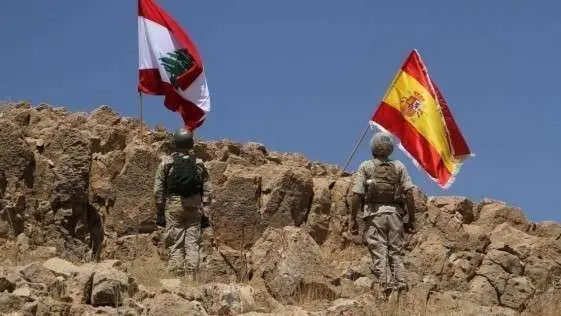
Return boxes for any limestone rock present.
[305,178,333,245]
[476,199,529,230]
[212,173,264,250]
[147,293,208,316]
[501,276,535,311]
[260,167,314,228]
[430,196,475,224]
[91,263,137,307]
[248,227,339,304]
[467,276,499,306]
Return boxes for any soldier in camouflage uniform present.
[349,131,417,292]
[153,128,212,277]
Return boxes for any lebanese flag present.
[138,0,210,131]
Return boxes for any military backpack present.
[365,160,401,205]
[166,154,203,198]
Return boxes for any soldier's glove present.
[156,205,166,228]
[404,222,416,234]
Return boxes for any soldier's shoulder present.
[159,154,174,165]
[390,159,408,171]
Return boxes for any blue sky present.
[1,1,560,222]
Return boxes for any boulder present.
[441,251,484,291]
[476,257,511,295]
[20,262,57,285]
[430,196,474,224]
[108,145,160,235]
[46,127,91,212]
[0,119,35,184]
[0,293,32,314]
[147,293,208,316]
[248,227,340,304]
[476,199,529,230]
[212,173,264,250]
[489,223,539,260]
[201,283,258,315]
[501,276,535,311]
[91,263,137,307]
[529,221,561,239]
[305,178,333,245]
[260,167,314,228]
[467,276,499,306]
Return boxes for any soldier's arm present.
[349,163,367,230]
[153,156,172,213]
[397,162,417,228]
[197,159,212,206]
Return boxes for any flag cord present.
[340,124,370,175]
[138,91,144,142]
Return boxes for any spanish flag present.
[371,50,472,188]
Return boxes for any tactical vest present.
[166,154,203,198]
[364,160,401,204]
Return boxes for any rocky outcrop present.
[1,102,561,315]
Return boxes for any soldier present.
[349,131,417,292]
[153,128,212,278]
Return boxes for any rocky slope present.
[1,102,561,315]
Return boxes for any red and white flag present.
[138,0,210,131]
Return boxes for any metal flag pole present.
[138,91,144,142]
[340,124,371,175]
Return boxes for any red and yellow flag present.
[371,50,472,188]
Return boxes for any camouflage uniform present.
[153,152,212,276]
[352,158,415,290]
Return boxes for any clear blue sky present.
[1,1,560,222]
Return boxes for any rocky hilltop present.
[1,102,561,316]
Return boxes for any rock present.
[354,277,374,290]
[260,167,314,228]
[486,249,523,275]
[441,251,484,291]
[91,263,137,307]
[430,196,474,224]
[43,257,79,277]
[159,279,182,292]
[20,262,57,285]
[476,199,529,230]
[0,119,35,184]
[0,293,31,314]
[108,145,160,235]
[305,178,333,245]
[524,256,561,291]
[0,171,5,197]
[326,298,373,316]
[147,293,208,316]
[16,233,30,251]
[201,283,258,315]
[13,286,32,297]
[0,274,16,293]
[248,227,339,305]
[87,105,122,126]
[406,231,449,276]
[489,223,539,259]
[529,221,561,239]
[47,127,92,212]
[501,276,535,311]
[467,276,499,306]
[338,255,372,281]
[476,257,510,295]
[212,173,264,250]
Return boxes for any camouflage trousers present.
[163,194,202,277]
[364,212,407,290]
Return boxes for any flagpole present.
[340,124,371,175]
[138,91,144,141]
